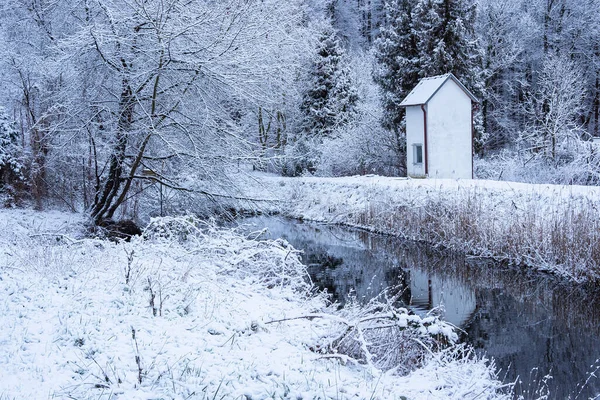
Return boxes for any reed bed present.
[284,178,600,283]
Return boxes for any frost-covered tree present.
[412,0,481,81]
[288,25,359,176]
[300,26,359,138]
[476,0,532,149]
[0,0,309,221]
[413,0,485,150]
[373,0,419,169]
[0,0,70,209]
[523,53,585,162]
[0,107,26,203]
[533,0,600,138]
[475,0,600,153]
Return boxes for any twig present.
[131,326,143,384]
[318,354,360,366]
[28,233,81,244]
[265,313,349,325]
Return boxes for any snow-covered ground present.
[237,174,600,282]
[0,209,508,399]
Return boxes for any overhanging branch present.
[131,175,280,203]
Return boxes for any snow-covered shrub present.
[145,215,312,294]
[316,295,458,374]
[476,140,600,186]
[209,230,311,294]
[474,150,525,181]
[317,120,401,176]
[143,214,205,242]
[280,137,320,176]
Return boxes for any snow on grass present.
[0,209,508,399]
[243,175,600,283]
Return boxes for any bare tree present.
[523,53,586,162]
[0,0,308,221]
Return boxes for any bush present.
[476,141,600,186]
[315,295,458,374]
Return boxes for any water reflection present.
[237,216,600,399]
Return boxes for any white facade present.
[400,74,477,179]
[408,268,476,327]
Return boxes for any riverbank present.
[245,175,600,283]
[0,209,508,399]
[237,215,600,399]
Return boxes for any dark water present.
[236,216,600,400]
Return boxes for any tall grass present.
[288,181,600,283]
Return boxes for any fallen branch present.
[265,297,458,374]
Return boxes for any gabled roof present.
[399,73,479,107]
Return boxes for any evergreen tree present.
[374,0,484,156]
[300,26,358,138]
[373,0,419,135]
[414,0,485,152]
[0,107,26,202]
[412,0,482,89]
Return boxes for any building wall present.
[405,105,426,178]
[426,80,473,179]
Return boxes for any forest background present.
[1,0,599,223]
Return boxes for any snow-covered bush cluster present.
[315,119,401,177]
[313,296,458,375]
[144,214,207,242]
[476,142,600,186]
[0,210,510,399]
[146,215,313,294]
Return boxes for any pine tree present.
[300,26,358,138]
[374,0,484,150]
[412,0,482,87]
[412,0,485,151]
[373,0,420,135]
[0,107,26,201]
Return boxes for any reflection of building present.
[407,268,476,327]
[240,216,477,325]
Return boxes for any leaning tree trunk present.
[90,79,134,225]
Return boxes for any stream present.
[236,216,600,399]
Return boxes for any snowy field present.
[0,209,508,399]
[242,174,600,283]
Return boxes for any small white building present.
[400,73,478,179]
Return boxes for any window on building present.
[413,144,423,165]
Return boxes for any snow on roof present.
[399,73,479,107]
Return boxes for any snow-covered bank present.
[0,209,508,399]
[243,175,600,283]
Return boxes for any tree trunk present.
[593,72,600,137]
[90,78,134,224]
[30,125,48,211]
